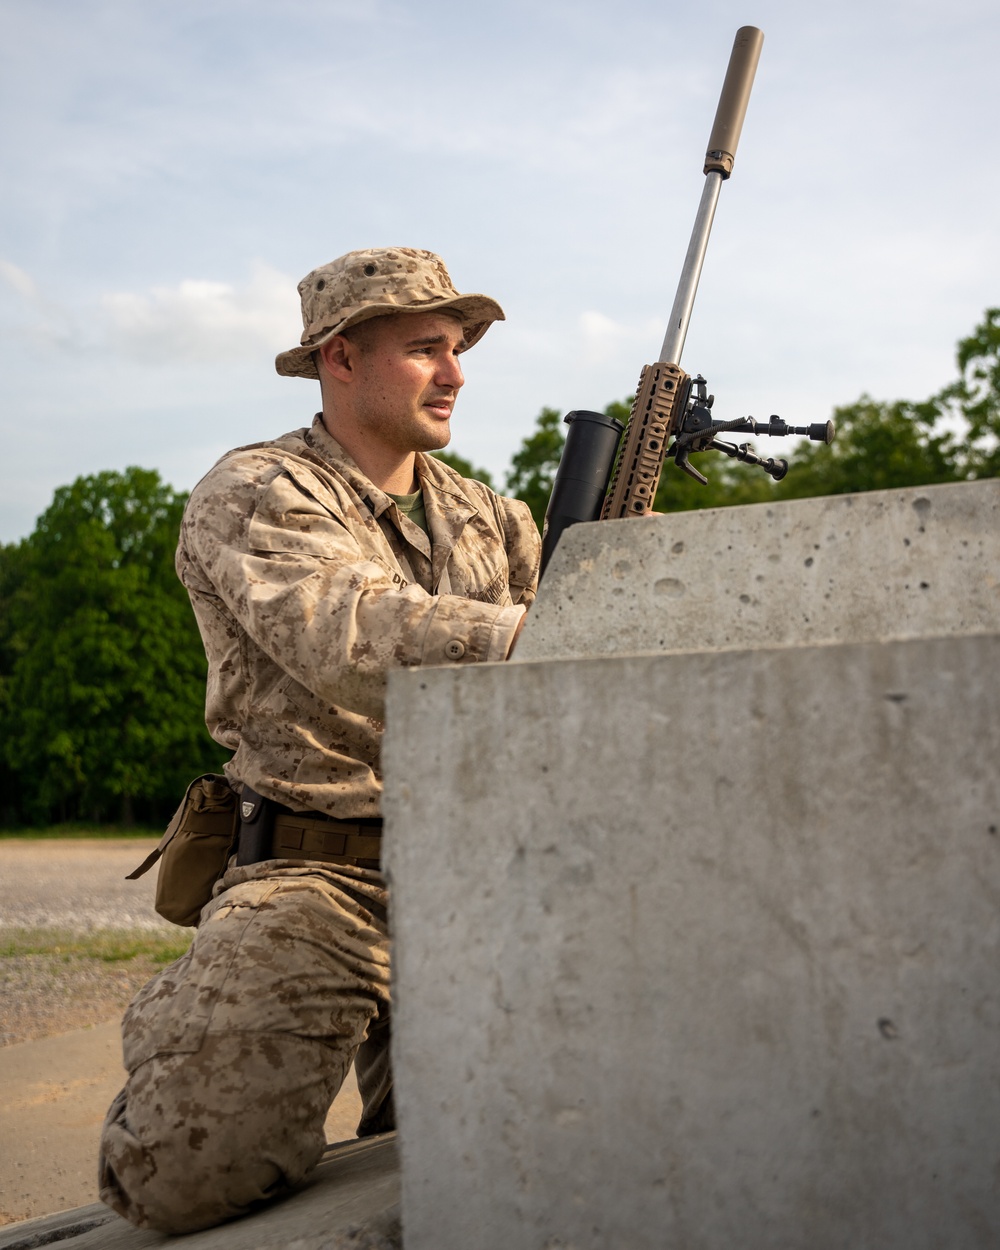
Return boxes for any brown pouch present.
[126,774,238,927]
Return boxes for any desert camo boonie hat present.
[275,247,505,380]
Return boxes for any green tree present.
[0,540,28,823]
[774,396,961,500]
[430,449,494,489]
[936,306,1000,479]
[505,407,566,529]
[1,469,225,826]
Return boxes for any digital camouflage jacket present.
[177,416,540,817]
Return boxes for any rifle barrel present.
[659,172,723,366]
[658,26,763,368]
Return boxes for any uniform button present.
[444,639,466,659]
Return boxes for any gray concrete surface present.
[384,634,1000,1249]
[0,839,170,932]
[517,479,1000,661]
[0,1135,399,1249]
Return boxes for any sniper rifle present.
[540,26,835,576]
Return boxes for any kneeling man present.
[99,247,540,1233]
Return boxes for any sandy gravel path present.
[0,1020,362,1227]
[0,838,169,933]
[0,839,363,1227]
[1,838,177,1046]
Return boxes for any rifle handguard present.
[602,363,690,520]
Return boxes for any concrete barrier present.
[384,481,1000,1249]
[516,479,1000,661]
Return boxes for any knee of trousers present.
[98,1033,342,1234]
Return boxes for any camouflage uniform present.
[99,414,540,1233]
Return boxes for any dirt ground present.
[0,837,169,933]
[0,837,172,1047]
[0,839,363,1227]
[0,949,177,1048]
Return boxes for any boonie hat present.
[275,247,505,379]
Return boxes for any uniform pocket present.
[121,880,281,1071]
[154,776,238,926]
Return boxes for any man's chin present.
[416,424,451,453]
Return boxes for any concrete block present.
[517,479,1000,661]
[384,635,1000,1249]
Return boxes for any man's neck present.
[321,413,419,494]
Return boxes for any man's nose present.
[436,354,464,390]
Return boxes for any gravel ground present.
[0,950,179,1047]
[0,839,170,932]
[0,839,368,1232]
[0,839,178,1046]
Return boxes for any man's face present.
[349,311,467,456]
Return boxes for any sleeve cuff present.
[485,605,526,663]
[418,599,527,667]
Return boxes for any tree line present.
[1,310,997,827]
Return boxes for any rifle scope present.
[540,410,624,576]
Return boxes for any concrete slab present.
[0,1135,400,1249]
[384,633,1000,1249]
[517,479,1000,661]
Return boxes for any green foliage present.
[0,468,226,826]
[0,541,27,822]
[771,309,999,499]
[0,927,192,964]
[506,308,999,524]
[505,407,566,529]
[430,449,495,490]
[937,306,1000,479]
[774,396,961,500]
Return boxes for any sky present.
[1,0,998,542]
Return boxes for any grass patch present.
[0,823,160,840]
[0,928,192,964]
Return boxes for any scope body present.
[540,410,624,576]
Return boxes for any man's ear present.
[317,334,357,383]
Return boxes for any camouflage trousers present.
[98,860,392,1234]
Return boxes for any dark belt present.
[236,786,382,870]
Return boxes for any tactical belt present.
[237,786,382,870]
[272,812,382,869]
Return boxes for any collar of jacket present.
[303,414,481,590]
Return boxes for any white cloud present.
[0,256,77,346]
[102,262,300,364]
[0,257,39,301]
[579,310,662,364]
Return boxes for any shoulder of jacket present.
[188,429,349,509]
